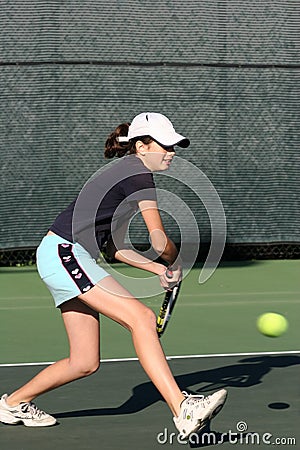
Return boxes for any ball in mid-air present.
[256,313,288,337]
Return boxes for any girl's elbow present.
[150,230,168,256]
[152,244,166,256]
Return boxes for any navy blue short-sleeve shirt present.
[50,155,156,257]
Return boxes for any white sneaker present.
[173,389,227,439]
[0,394,57,427]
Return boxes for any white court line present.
[187,291,300,297]
[1,350,299,368]
[171,299,300,307]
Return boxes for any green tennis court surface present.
[0,355,299,449]
[0,260,299,448]
[1,260,299,362]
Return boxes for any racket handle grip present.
[166,267,173,279]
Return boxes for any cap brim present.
[176,137,190,148]
[154,132,190,148]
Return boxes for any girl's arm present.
[106,216,166,276]
[106,200,182,287]
[138,199,182,287]
[138,199,179,266]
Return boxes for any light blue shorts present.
[36,234,109,307]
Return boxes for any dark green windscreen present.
[0,1,299,249]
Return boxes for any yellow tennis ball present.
[256,313,288,337]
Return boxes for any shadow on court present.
[0,354,299,450]
[54,355,300,418]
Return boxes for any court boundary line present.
[1,350,299,368]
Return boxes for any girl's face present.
[136,140,175,172]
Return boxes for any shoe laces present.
[182,391,211,407]
[20,401,47,419]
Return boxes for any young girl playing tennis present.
[0,112,227,439]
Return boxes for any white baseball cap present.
[119,112,190,148]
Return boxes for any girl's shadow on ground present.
[55,355,300,419]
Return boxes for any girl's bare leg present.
[7,276,184,416]
[6,300,100,406]
[78,276,185,416]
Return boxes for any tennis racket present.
[156,269,182,337]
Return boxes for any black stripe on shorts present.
[58,243,94,294]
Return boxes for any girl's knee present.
[70,359,100,377]
[144,307,157,326]
[130,305,157,332]
[86,360,101,376]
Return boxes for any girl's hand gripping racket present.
[156,268,182,337]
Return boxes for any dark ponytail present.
[104,123,153,159]
[104,123,133,159]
